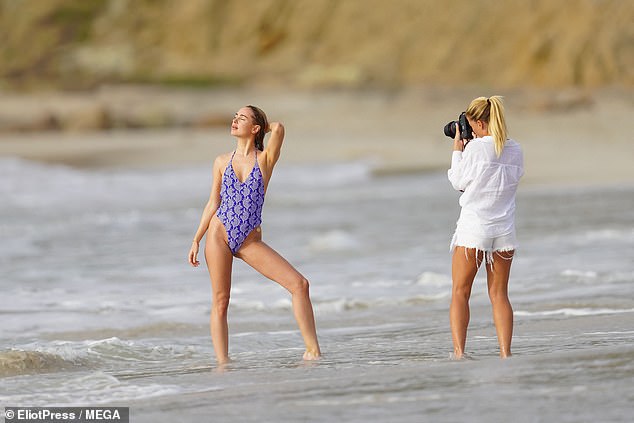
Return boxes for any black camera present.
[443,112,473,141]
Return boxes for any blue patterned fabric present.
[216,151,265,254]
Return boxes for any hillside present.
[0,0,632,90]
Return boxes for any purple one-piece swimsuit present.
[216,151,265,254]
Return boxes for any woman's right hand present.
[453,123,465,151]
[188,241,200,267]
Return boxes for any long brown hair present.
[247,105,268,151]
[466,96,507,157]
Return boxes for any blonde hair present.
[466,96,507,157]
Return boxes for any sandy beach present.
[1,85,632,187]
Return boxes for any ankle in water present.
[303,349,321,360]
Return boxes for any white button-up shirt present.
[448,136,524,237]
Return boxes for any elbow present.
[205,200,218,214]
[447,169,467,191]
[448,176,464,191]
[447,172,458,190]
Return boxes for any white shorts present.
[450,231,518,264]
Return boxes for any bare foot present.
[303,349,321,360]
[449,352,463,360]
[216,356,232,366]
[214,363,229,373]
[450,348,464,360]
[449,351,473,360]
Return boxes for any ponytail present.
[487,96,507,157]
[247,105,268,151]
[466,95,508,157]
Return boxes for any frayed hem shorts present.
[450,231,517,265]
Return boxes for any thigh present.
[236,239,304,291]
[205,217,233,295]
[452,246,483,290]
[486,250,514,290]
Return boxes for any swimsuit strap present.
[228,149,259,173]
[230,150,258,162]
[225,150,236,170]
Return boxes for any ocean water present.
[1,156,633,422]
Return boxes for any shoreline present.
[1,86,633,187]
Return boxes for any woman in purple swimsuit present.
[188,106,321,364]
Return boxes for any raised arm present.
[263,121,285,170]
[447,123,475,191]
[188,156,224,266]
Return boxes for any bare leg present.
[486,250,514,358]
[204,217,234,364]
[450,247,482,359]
[237,235,321,360]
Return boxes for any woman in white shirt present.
[447,96,524,359]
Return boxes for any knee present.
[488,287,508,304]
[289,276,310,296]
[212,293,230,316]
[452,283,472,301]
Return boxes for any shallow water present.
[1,157,633,422]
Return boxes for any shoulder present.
[464,137,490,157]
[503,139,523,158]
[503,139,524,165]
[216,151,233,163]
[213,152,233,170]
[476,135,495,146]
[505,138,522,149]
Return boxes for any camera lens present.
[444,121,457,139]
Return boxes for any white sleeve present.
[447,150,474,191]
